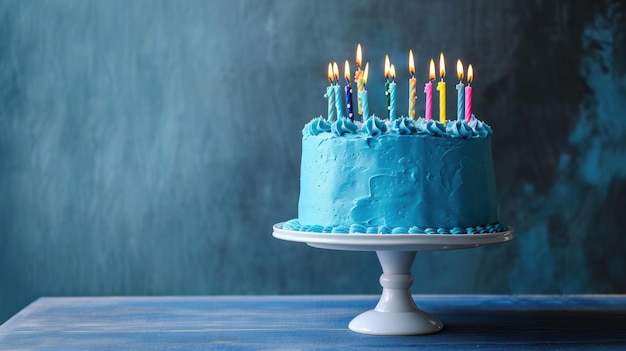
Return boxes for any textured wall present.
[1,0,625,323]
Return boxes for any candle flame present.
[456,59,464,81]
[363,62,369,85]
[356,44,362,69]
[429,59,435,81]
[467,64,474,84]
[439,52,445,79]
[344,60,350,82]
[390,64,396,81]
[327,63,333,83]
[332,62,339,83]
[409,49,415,76]
[384,55,390,79]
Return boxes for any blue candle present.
[325,63,336,121]
[332,62,344,120]
[456,59,465,120]
[384,55,391,116]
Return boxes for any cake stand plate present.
[272,223,514,336]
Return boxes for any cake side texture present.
[289,116,505,234]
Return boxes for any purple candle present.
[344,60,354,121]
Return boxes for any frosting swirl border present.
[282,219,508,235]
[303,116,493,138]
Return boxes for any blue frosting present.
[298,114,500,234]
[331,225,350,234]
[302,116,331,136]
[390,117,418,135]
[362,115,388,136]
[468,117,493,138]
[281,220,509,234]
[414,118,446,136]
[331,117,358,136]
[304,115,493,138]
[304,116,493,138]
[391,226,408,234]
[349,224,367,233]
[446,120,474,138]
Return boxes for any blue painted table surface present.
[1,295,626,350]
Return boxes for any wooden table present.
[1,295,626,349]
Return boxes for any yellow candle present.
[436,52,446,124]
[408,49,416,119]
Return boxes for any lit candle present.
[424,59,435,121]
[344,60,354,121]
[355,44,364,116]
[384,55,391,116]
[436,52,446,124]
[408,49,417,119]
[360,62,370,119]
[332,62,344,120]
[324,63,336,121]
[389,64,397,121]
[465,64,473,122]
[456,59,465,121]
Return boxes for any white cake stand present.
[273,222,514,336]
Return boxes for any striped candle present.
[389,64,397,121]
[408,49,416,119]
[465,64,474,122]
[325,63,336,121]
[424,58,435,121]
[332,62,344,120]
[436,53,446,124]
[456,59,465,121]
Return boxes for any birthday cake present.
[283,116,506,234]
[283,48,506,234]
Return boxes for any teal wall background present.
[1,0,626,323]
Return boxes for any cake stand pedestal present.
[272,223,514,336]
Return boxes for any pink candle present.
[465,64,474,122]
[424,58,436,121]
[408,49,416,119]
[424,82,433,121]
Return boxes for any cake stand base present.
[349,251,442,335]
[272,223,513,336]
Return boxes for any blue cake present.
[284,116,506,234]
